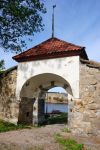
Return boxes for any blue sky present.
[0,0,100,69]
[48,87,67,93]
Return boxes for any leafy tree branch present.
[0,0,46,53]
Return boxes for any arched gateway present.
[0,37,100,135]
[13,37,88,125]
[19,73,73,124]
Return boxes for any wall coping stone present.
[80,59,100,70]
[0,66,17,77]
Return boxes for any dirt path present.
[0,124,65,150]
[0,124,100,150]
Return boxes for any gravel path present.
[0,124,100,150]
[0,124,65,150]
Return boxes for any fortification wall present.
[0,67,18,124]
[45,92,68,103]
[71,60,100,135]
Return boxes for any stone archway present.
[0,37,99,135]
[18,73,74,125]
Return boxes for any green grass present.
[0,120,32,133]
[62,127,71,133]
[45,112,67,125]
[55,133,84,150]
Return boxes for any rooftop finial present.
[52,5,56,38]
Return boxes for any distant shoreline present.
[45,102,68,105]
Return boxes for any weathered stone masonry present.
[0,67,18,124]
[71,59,100,135]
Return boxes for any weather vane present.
[52,5,56,38]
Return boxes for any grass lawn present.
[54,133,91,150]
[0,120,31,133]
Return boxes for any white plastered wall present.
[16,56,80,99]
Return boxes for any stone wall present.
[0,67,18,124]
[71,59,100,136]
[45,92,68,103]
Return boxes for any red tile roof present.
[13,37,88,62]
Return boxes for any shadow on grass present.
[44,112,68,125]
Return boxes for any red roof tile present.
[13,37,88,62]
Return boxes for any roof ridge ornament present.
[52,5,56,38]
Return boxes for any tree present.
[0,60,5,71]
[0,0,46,53]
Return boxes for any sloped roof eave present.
[13,37,88,62]
[13,49,88,62]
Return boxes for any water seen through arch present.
[45,103,68,113]
[45,87,68,114]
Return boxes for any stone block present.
[88,104,100,110]
[91,120,100,130]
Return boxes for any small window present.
[70,109,72,112]
[26,112,30,117]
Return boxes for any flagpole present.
[52,5,56,38]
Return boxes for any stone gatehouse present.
[0,37,100,136]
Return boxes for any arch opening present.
[18,73,74,125]
[44,86,68,125]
